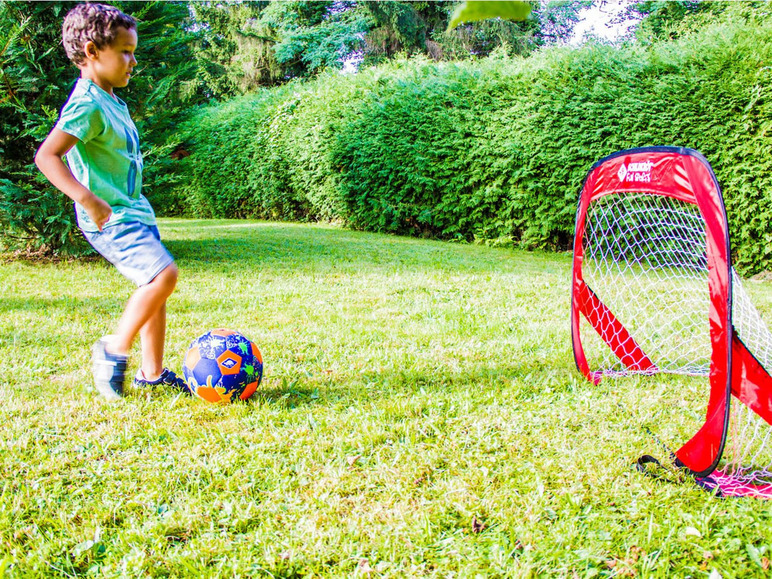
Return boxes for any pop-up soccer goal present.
[571,146,772,498]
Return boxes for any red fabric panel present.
[571,165,597,383]
[732,336,772,425]
[586,151,698,205]
[677,332,772,477]
[576,282,657,376]
[674,382,729,475]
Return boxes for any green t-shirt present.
[56,78,156,233]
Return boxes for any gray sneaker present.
[91,337,128,401]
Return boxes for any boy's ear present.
[83,40,99,61]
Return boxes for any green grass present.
[2,219,772,577]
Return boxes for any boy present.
[35,3,187,400]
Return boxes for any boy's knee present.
[153,262,178,293]
[165,262,179,282]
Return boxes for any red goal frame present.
[571,146,772,479]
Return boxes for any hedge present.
[172,8,772,275]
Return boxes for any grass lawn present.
[2,218,772,577]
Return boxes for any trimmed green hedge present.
[174,9,772,274]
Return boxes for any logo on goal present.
[617,160,654,183]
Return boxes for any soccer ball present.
[183,329,263,404]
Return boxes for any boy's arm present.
[34,128,112,231]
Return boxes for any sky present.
[570,1,639,45]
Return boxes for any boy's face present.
[82,26,138,94]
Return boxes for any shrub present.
[0,178,89,255]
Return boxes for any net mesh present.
[718,272,772,489]
[579,191,772,493]
[580,193,711,378]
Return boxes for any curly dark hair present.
[62,3,136,65]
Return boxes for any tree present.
[359,1,588,63]
[261,1,369,78]
[190,0,589,92]
[190,1,369,93]
[428,1,588,60]
[0,2,84,254]
[189,2,268,97]
[608,0,734,43]
[534,0,592,45]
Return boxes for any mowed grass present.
[2,219,772,577]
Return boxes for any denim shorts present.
[82,221,175,287]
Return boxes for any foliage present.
[260,1,368,77]
[190,1,354,95]
[447,1,533,30]
[0,177,83,255]
[191,1,371,93]
[0,1,203,254]
[432,1,588,60]
[176,85,308,219]
[179,4,772,274]
[535,0,592,45]
[114,1,210,215]
[624,0,732,42]
[361,1,436,60]
[0,2,85,254]
[189,1,585,92]
[187,2,265,99]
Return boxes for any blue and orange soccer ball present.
[183,329,263,404]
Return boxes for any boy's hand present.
[82,195,113,231]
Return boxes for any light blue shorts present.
[83,221,175,287]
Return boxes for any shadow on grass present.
[162,220,566,276]
[0,295,125,314]
[2,220,576,409]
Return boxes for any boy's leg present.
[132,301,188,392]
[108,262,178,357]
[83,222,178,398]
[139,303,166,381]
